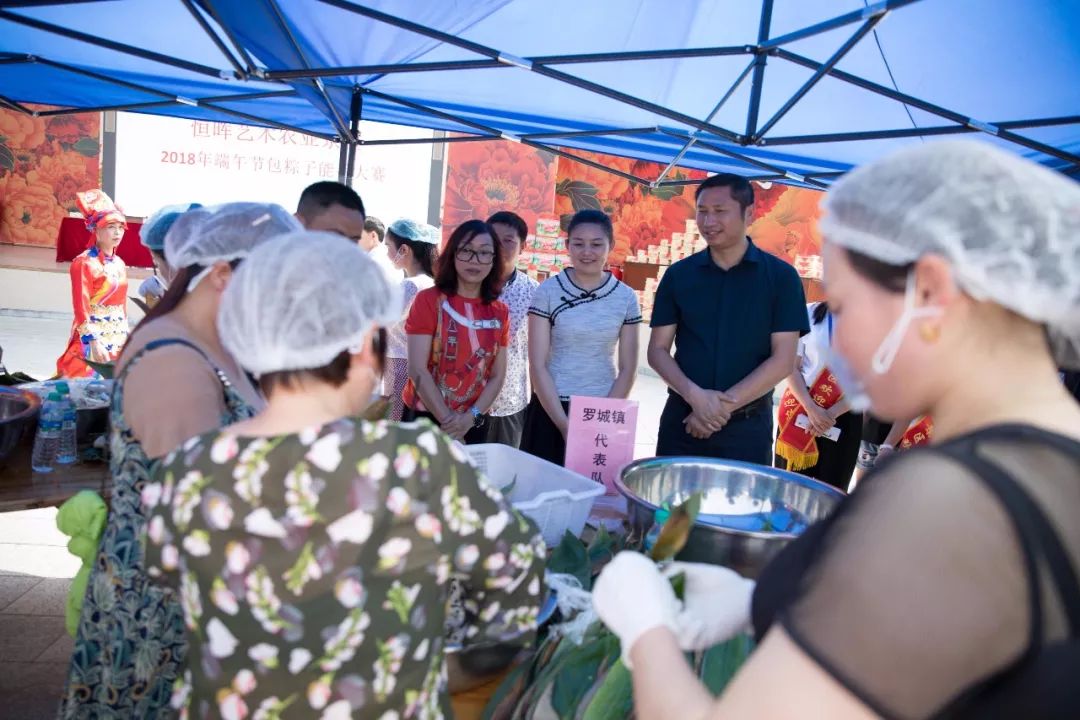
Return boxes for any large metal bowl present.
[616,457,845,578]
[0,387,41,464]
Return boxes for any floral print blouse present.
[142,418,546,720]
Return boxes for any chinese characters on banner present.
[112,112,432,222]
[564,396,639,495]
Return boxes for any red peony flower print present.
[443,139,556,240]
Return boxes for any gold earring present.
[919,323,941,343]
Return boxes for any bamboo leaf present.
[579,658,633,720]
[699,634,754,696]
[547,531,590,589]
[550,634,618,719]
[482,655,534,720]
[80,358,115,379]
[648,492,702,562]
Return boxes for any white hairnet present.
[164,202,301,269]
[821,140,1080,369]
[219,231,403,375]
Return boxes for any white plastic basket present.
[466,443,604,546]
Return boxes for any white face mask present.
[830,269,943,412]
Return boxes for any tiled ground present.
[0,508,77,720]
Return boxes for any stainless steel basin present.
[0,387,41,463]
[616,457,845,578]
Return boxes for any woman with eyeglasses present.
[403,219,509,443]
[521,209,641,465]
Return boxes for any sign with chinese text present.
[113,113,433,222]
[565,396,639,495]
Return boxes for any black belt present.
[729,394,772,420]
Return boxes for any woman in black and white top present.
[521,209,641,465]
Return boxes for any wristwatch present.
[469,406,485,428]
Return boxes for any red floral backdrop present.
[0,106,102,247]
[443,138,825,274]
[442,139,556,243]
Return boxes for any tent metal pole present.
[655,58,756,186]
[358,87,502,140]
[537,46,750,65]
[753,16,884,142]
[775,49,1080,166]
[337,141,349,185]
[314,0,742,144]
[263,0,354,142]
[263,47,752,81]
[33,57,336,142]
[361,135,492,147]
[0,8,233,78]
[0,54,33,65]
[344,88,362,185]
[354,127,662,146]
[528,65,743,143]
[0,94,32,114]
[200,89,300,103]
[35,57,178,99]
[660,128,830,189]
[179,0,248,79]
[200,0,260,74]
[520,140,653,186]
[356,86,656,187]
[36,100,178,116]
[745,0,774,139]
[266,59,499,81]
[761,0,922,50]
[762,115,1080,145]
[523,126,660,140]
[656,173,792,187]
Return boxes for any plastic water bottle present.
[54,381,78,465]
[31,392,64,474]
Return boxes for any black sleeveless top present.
[751,424,1080,719]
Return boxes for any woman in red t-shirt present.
[403,219,510,442]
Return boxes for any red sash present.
[775,368,843,471]
[899,416,934,449]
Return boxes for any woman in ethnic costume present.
[56,190,129,378]
[58,203,300,718]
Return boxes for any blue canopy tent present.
[1,0,1078,189]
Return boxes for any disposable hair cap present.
[139,203,202,255]
[388,218,433,243]
[219,231,403,375]
[164,202,301,269]
[821,140,1080,369]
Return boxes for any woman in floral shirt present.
[142,232,545,719]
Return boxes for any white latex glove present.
[663,561,756,651]
[592,551,680,667]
